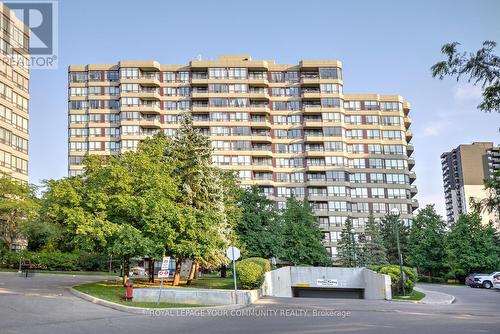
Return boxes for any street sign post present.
[157,256,170,305]
[226,246,240,304]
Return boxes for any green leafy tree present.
[362,214,388,266]
[236,186,283,259]
[279,197,330,266]
[407,205,447,277]
[162,116,239,284]
[445,214,500,280]
[336,217,362,267]
[431,40,500,113]
[0,175,39,249]
[380,213,410,265]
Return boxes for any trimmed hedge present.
[236,257,271,290]
[0,250,111,271]
[374,265,418,295]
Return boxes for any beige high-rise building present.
[441,142,499,228]
[68,55,417,258]
[0,3,30,182]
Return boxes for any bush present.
[0,250,110,271]
[236,257,271,290]
[246,257,271,272]
[375,265,418,295]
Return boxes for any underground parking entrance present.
[292,287,364,299]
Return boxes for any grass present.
[0,268,114,276]
[393,290,426,301]
[73,281,210,308]
[131,274,240,290]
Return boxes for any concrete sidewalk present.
[415,285,455,304]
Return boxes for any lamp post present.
[350,228,356,267]
[390,207,405,296]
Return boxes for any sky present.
[24,0,500,217]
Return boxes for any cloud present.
[421,119,452,137]
[454,83,482,101]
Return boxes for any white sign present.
[161,256,170,270]
[226,246,241,261]
[158,270,169,278]
[316,279,338,287]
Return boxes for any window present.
[69,71,87,83]
[350,158,366,168]
[383,130,403,140]
[364,101,379,110]
[69,87,87,96]
[120,68,139,79]
[371,188,385,198]
[328,201,349,212]
[319,67,341,79]
[381,116,401,125]
[368,144,382,154]
[324,141,344,152]
[321,98,341,108]
[323,127,342,137]
[346,129,363,139]
[370,173,384,183]
[367,129,380,139]
[352,187,368,198]
[345,115,362,125]
[320,83,342,94]
[322,112,341,123]
[344,101,361,110]
[209,68,227,79]
[228,68,247,79]
[285,71,299,82]
[380,101,402,111]
[385,159,407,170]
[325,156,346,166]
[350,173,367,183]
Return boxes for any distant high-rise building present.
[0,3,30,182]
[441,142,499,228]
[68,55,418,258]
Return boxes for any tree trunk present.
[194,262,200,279]
[122,257,130,285]
[148,258,155,283]
[220,264,227,278]
[186,261,197,285]
[172,257,182,286]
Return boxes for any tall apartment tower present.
[0,3,30,182]
[441,142,499,228]
[68,55,417,258]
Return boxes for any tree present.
[0,176,39,249]
[279,197,331,266]
[380,213,410,265]
[236,186,283,259]
[336,217,362,267]
[431,40,500,113]
[162,115,239,284]
[445,214,500,280]
[407,205,447,278]
[362,214,388,266]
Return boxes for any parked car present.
[471,272,500,289]
[465,273,483,287]
[493,273,500,290]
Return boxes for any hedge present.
[0,250,111,271]
[236,257,271,290]
[374,265,418,295]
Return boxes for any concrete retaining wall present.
[133,288,260,306]
[262,266,391,300]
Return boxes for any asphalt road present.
[0,272,498,334]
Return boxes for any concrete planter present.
[133,287,261,306]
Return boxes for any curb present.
[414,287,455,305]
[69,287,247,314]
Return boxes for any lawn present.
[73,281,210,308]
[393,290,426,301]
[131,274,239,290]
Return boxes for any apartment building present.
[0,3,30,182]
[441,142,499,228]
[68,55,417,258]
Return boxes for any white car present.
[472,272,500,289]
[493,273,500,290]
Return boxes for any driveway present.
[0,273,498,334]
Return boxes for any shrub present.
[246,257,271,272]
[236,257,270,289]
[375,265,418,295]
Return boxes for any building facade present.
[68,55,417,258]
[441,142,499,228]
[0,3,30,182]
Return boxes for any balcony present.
[404,116,412,128]
[407,144,414,155]
[406,130,413,141]
[137,73,161,86]
[140,87,161,100]
[300,73,320,84]
[301,89,321,99]
[302,104,322,113]
[408,158,416,170]
[412,199,419,210]
[409,171,416,183]
[410,185,418,195]
[139,116,162,128]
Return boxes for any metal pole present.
[395,218,405,296]
[232,248,238,304]
[157,277,163,305]
[109,255,112,273]
[351,232,356,267]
